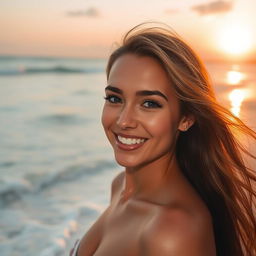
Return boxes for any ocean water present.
[0,56,255,256]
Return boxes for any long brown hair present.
[106,23,256,255]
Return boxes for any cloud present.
[191,0,233,15]
[66,7,100,17]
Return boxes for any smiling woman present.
[70,23,256,256]
[102,54,187,169]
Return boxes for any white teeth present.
[117,135,145,145]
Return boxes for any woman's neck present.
[120,153,183,203]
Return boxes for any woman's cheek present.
[147,112,176,135]
[101,106,117,129]
[102,105,110,124]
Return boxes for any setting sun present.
[218,24,252,55]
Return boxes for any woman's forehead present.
[108,54,176,97]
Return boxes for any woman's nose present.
[116,105,138,129]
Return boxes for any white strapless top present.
[70,239,80,256]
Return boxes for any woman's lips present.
[114,133,147,151]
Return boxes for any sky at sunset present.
[0,0,256,60]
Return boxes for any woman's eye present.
[104,95,122,104]
[143,100,162,108]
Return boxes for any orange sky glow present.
[0,0,256,60]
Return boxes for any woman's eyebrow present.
[136,90,168,102]
[105,85,168,102]
[105,85,122,94]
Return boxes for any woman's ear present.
[178,115,195,132]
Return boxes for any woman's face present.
[102,54,186,168]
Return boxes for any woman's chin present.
[114,156,141,169]
[116,159,137,168]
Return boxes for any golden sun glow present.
[218,24,252,55]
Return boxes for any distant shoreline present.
[0,54,256,64]
[0,55,107,61]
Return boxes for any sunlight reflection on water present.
[226,70,245,85]
[228,89,247,117]
[226,67,247,117]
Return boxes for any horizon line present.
[0,54,256,64]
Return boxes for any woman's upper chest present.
[92,198,157,256]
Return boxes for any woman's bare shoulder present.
[76,172,124,255]
[140,205,216,256]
